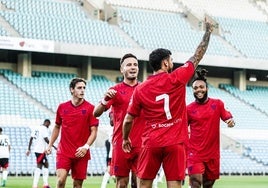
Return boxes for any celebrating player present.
[186,69,235,188]
[122,18,214,188]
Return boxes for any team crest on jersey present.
[191,110,197,114]
[82,109,86,114]
[211,104,216,110]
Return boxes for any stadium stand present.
[0,0,131,47]
[214,17,268,59]
[105,0,183,12]
[220,84,268,115]
[117,7,237,57]
[178,0,267,21]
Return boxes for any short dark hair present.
[120,53,137,65]
[192,69,208,86]
[69,77,86,89]
[44,119,51,124]
[0,127,2,133]
[149,48,172,71]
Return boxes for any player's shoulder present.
[40,125,47,131]
[209,97,224,103]
[81,100,95,110]
[110,82,123,89]
[83,99,93,105]
[187,101,196,109]
[58,100,71,108]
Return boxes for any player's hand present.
[26,150,30,156]
[101,89,117,106]
[122,139,132,153]
[225,118,235,128]
[45,146,52,155]
[204,17,214,33]
[105,89,117,100]
[75,146,88,158]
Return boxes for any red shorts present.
[35,152,47,165]
[187,158,220,180]
[110,145,140,177]
[56,154,89,180]
[137,143,186,181]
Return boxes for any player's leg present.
[0,158,9,187]
[101,159,111,188]
[116,176,129,188]
[130,171,137,188]
[137,147,162,188]
[130,147,141,188]
[202,177,215,188]
[110,146,130,188]
[33,153,44,188]
[42,155,50,188]
[72,156,89,188]
[56,154,71,188]
[1,168,7,187]
[189,174,202,188]
[187,155,205,188]
[202,159,219,188]
[139,179,154,188]
[163,144,185,188]
[101,170,111,188]
[56,169,69,188]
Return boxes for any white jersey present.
[0,134,10,158]
[31,125,49,153]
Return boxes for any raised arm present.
[189,18,214,68]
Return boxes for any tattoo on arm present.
[190,30,212,68]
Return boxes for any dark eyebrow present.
[77,86,86,89]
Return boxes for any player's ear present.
[162,59,168,68]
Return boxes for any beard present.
[194,91,208,103]
[167,65,173,73]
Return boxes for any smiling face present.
[120,57,139,81]
[192,80,208,103]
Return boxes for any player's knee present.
[57,176,67,187]
[190,177,201,188]
[57,179,66,187]
[203,180,215,188]
[116,177,129,188]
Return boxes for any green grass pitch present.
[2,175,268,188]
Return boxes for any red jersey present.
[127,61,194,147]
[107,82,144,148]
[55,100,99,158]
[187,98,233,160]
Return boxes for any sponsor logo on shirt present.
[150,119,182,129]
